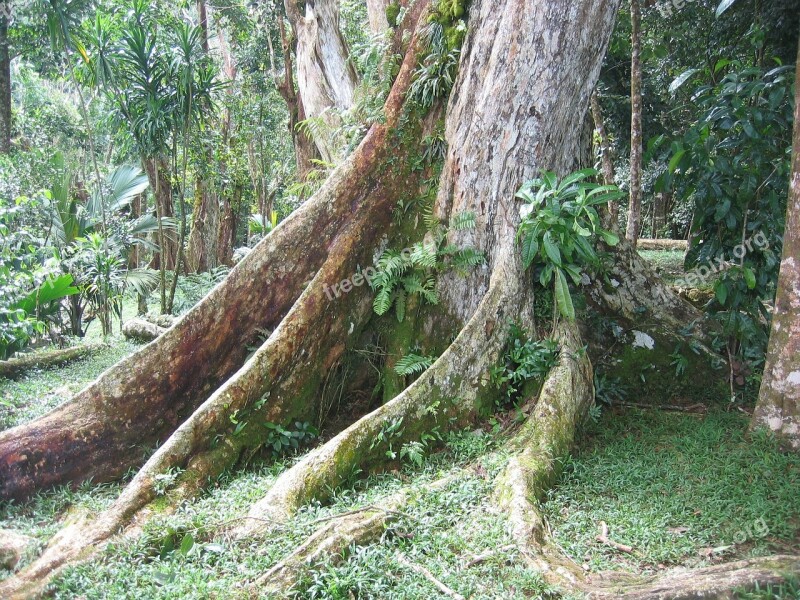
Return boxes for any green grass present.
[638,249,687,285]
[42,429,558,599]
[543,408,800,574]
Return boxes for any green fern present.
[394,353,435,376]
[450,211,477,230]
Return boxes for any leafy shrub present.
[516,169,622,321]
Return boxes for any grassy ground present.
[2,399,798,598]
[2,259,798,598]
[638,249,687,286]
[543,408,800,574]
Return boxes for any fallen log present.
[0,345,105,380]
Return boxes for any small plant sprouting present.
[264,421,319,457]
[370,212,484,322]
[491,323,560,406]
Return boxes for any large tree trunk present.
[285,0,359,163]
[626,0,643,245]
[270,15,320,181]
[3,1,788,598]
[750,47,800,451]
[0,3,11,154]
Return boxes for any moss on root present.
[585,316,728,406]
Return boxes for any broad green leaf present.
[743,267,756,289]
[521,235,539,269]
[599,230,620,246]
[669,149,687,173]
[554,268,575,321]
[543,232,562,266]
[715,281,728,305]
[669,69,700,94]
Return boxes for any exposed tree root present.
[236,246,524,536]
[121,318,166,342]
[493,322,800,600]
[0,344,105,380]
[252,474,459,595]
[254,491,408,595]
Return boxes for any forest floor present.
[1,252,799,599]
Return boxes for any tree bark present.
[590,89,619,222]
[285,0,359,163]
[751,47,800,451]
[274,15,320,180]
[0,2,11,154]
[626,0,643,246]
[143,157,177,271]
[186,178,219,272]
[367,0,390,34]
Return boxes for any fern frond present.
[410,242,437,269]
[394,353,435,376]
[394,288,407,322]
[373,287,393,316]
[450,211,477,231]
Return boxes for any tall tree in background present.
[284,0,358,163]
[751,41,800,451]
[186,0,221,273]
[366,0,390,34]
[0,0,10,153]
[626,0,643,245]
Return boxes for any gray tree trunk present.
[0,3,11,154]
[751,47,800,451]
[626,0,643,245]
[285,0,359,163]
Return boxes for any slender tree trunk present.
[275,15,320,180]
[750,47,800,451]
[143,157,177,271]
[284,0,359,163]
[186,179,219,272]
[590,89,618,221]
[626,0,643,246]
[0,3,12,154]
[186,3,221,273]
[196,0,209,53]
[217,185,238,266]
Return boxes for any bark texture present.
[366,0,390,34]
[626,0,643,246]
[285,0,359,163]
[751,49,800,450]
[0,529,33,571]
[143,157,178,271]
[274,15,320,180]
